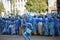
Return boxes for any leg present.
[23,32,27,40]
[27,33,31,40]
[28,36,30,40]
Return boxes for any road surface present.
[0,35,60,40]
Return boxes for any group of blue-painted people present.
[0,13,60,40]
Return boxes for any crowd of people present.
[0,13,60,37]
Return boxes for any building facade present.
[0,0,27,15]
[48,0,57,13]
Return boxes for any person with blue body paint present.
[54,16,58,35]
[9,16,21,35]
[49,16,55,36]
[59,16,60,36]
[57,16,60,36]
[0,20,4,34]
[0,18,11,34]
[0,17,3,34]
[13,19,20,35]
[23,23,32,40]
[54,16,60,36]
[43,15,49,35]
[32,15,38,35]
[21,16,32,40]
[38,16,43,35]
[0,23,1,33]
[42,15,45,35]
[20,16,27,34]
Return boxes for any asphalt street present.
[0,35,60,40]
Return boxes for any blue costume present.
[37,17,43,35]
[43,16,49,35]
[54,17,58,35]
[0,17,3,34]
[21,15,33,40]
[31,17,38,33]
[57,17,60,35]
[0,21,4,34]
[12,19,20,35]
[0,18,11,34]
[23,23,32,40]
[49,17,55,36]
[54,17,60,35]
